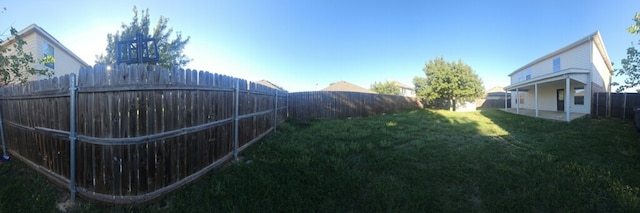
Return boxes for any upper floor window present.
[518,73,523,82]
[552,57,560,72]
[43,42,54,69]
[525,69,531,80]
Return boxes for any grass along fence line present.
[3,108,640,211]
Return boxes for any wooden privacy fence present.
[288,91,423,119]
[592,92,640,120]
[0,64,288,204]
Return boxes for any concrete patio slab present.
[501,108,588,122]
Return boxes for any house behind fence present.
[476,86,511,109]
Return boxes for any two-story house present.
[504,31,613,122]
[391,81,416,97]
[0,24,89,83]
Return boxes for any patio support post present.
[535,84,539,117]
[516,88,520,114]
[565,77,570,122]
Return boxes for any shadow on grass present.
[15,109,640,212]
[479,109,640,211]
[120,109,494,212]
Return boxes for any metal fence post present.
[69,73,78,201]
[0,104,7,159]
[624,93,627,120]
[233,79,239,160]
[274,90,278,133]
[596,93,599,117]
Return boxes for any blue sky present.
[0,0,638,92]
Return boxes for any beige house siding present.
[591,42,611,90]
[1,24,88,83]
[510,42,591,84]
[512,81,589,114]
[33,34,87,80]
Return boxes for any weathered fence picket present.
[288,91,423,119]
[592,92,640,120]
[0,64,288,204]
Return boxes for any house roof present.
[256,80,286,91]
[508,31,613,77]
[485,86,505,93]
[391,81,414,90]
[1,24,89,67]
[321,81,376,94]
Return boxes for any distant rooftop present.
[391,81,414,89]
[321,81,376,94]
[256,80,286,91]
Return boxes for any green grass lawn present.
[4,109,640,212]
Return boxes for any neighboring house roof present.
[484,86,509,98]
[256,80,286,91]
[507,31,613,77]
[1,24,89,67]
[391,81,414,90]
[485,86,504,93]
[321,81,376,94]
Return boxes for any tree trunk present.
[449,97,454,111]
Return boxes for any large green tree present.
[414,57,484,111]
[615,13,640,92]
[370,81,400,95]
[95,6,191,68]
[0,27,54,86]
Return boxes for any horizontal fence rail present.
[0,64,288,204]
[288,91,423,119]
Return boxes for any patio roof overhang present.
[504,69,590,91]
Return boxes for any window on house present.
[43,42,54,69]
[519,93,524,104]
[518,73,523,82]
[553,57,560,72]
[574,87,584,105]
[525,69,531,80]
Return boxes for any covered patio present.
[501,108,588,122]
[504,69,591,122]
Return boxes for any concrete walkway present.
[501,108,588,122]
